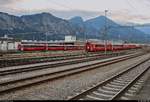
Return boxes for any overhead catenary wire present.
[49,0,75,11]
[126,0,138,11]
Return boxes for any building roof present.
[0,37,20,42]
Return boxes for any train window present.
[48,45,64,47]
[23,45,45,47]
[95,45,105,47]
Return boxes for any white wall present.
[0,41,20,51]
[1,41,7,51]
[65,36,76,42]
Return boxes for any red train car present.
[47,45,65,51]
[86,42,114,52]
[18,44,46,51]
[47,45,84,51]
[18,41,141,52]
[123,44,141,50]
[112,45,124,51]
[85,42,141,52]
[18,43,85,51]
[64,45,84,51]
[86,42,104,52]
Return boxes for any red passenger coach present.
[113,45,124,51]
[64,45,84,51]
[18,41,141,52]
[47,45,65,51]
[18,42,85,51]
[85,42,112,52]
[47,45,84,51]
[123,44,141,50]
[18,44,46,51]
[85,41,141,52]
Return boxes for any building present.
[65,35,76,42]
[0,35,21,52]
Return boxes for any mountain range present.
[135,24,150,35]
[118,22,150,35]
[0,12,149,43]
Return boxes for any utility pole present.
[82,28,86,42]
[104,10,108,54]
[45,32,48,51]
[46,32,48,43]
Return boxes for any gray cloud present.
[0,0,22,14]
[49,10,102,20]
[0,0,150,23]
[1,8,150,24]
[0,0,16,5]
[7,9,102,20]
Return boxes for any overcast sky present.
[0,0,150,24]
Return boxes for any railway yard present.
[0,48,150,100]
[2,0,150,100]
[1,0,150,100]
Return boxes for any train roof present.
[20,43,84,46]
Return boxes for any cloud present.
[1,7,150,24]
[0,8,101,20]
[49,10,101,20]
[109,9,150,23]
[0,0,16,6]
[0,0,150,23]
[0,0,25,15]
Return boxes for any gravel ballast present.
[0,53,150,100]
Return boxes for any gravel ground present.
[132,69,150,100]
[0,53,149,100]
[1,50,85,58]
[0,53,137,83]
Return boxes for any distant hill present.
[0,12,34,33]
[69,16,86,39]
[69,16,84,26]
[70,16,150,43]
[135,24,150,35]
[118,22,150,35]
[0,12,74,40]
[0,12,150,43]
[84,16,119,39]
[21,13,73,34]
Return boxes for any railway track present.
[0,52,145,95]
[0,50,140,68]
[0,52,87,67]
[0,52,114,68]
[68,55,150,100]
[0,51,137,75]
[0,52,128,76]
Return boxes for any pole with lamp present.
[104,10,108,54]
[45,32,48,51]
